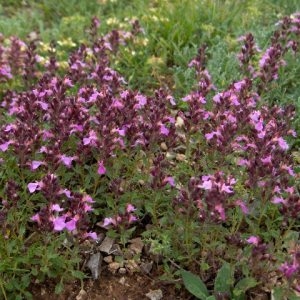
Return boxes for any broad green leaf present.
[214,262,232,294]
[206,296,216,300]
[181,269,209,300]
[233,277,258,297]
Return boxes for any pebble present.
[176,153,186,161]
[110,243,123,256]
[119,277,126,285]
[76,289,88,300]
[160,142,168,151]
[108,262,120,273]
[119,267,127,274]
[129,237,144,255]
[140,261,153,274]
[126,259,140,273]
[103,255,113,263]
[99,236,114,254]
[86,252,102,280]
[145,289,163,300]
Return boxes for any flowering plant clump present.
[0,13,300,298]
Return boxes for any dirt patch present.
[30,268,191,300]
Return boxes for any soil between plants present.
[30,268,191,300]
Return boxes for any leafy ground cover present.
[0,1,300,299]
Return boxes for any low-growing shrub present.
[0,13,299,299]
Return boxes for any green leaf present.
[233,277,257,297]
[180,269,209,300]
[214,262,232,294]
[71,270,85,280]
[206,296,216,300]
[55,281,64,294]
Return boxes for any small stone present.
[146,289,163,300]
[109,243,123,256]
[129,237,144,255]
[119,267,127,274]
[126,259,140,273]
[108,262,120,273]
[87,252,102,280]
[160,142,168,151]
[99,236,114,254]
[175,116,184,128]
[119,277,126,285]
[103,255,113,263]
[176,153,186,161]
[140,261,153,274]
[76,289,88,300]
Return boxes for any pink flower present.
[277,137,289,150]
[31,160,45,170]
[235,200,249,214]
[65,216,79,231]
[215,204,225,221]
[59,154,77,168]
[198,180,213,190]
[85,232,98,240]
[126,204,136,213]
[83,130,98,146]
[59,189,73,198]
[272,196,286,204]
[128,215,138,223]
[237,159,250,167]
[134,94,147,108]
[103,217,114,227]
[163,176,175,187]
[82,194,94,203]
[28,182,41,193]
[260,156,272,165]
[84,203,93,212]
[159,124,169,136]
[97,160,106,175]
[51,204,64,212]
[279,262,298,278]
[281,165,295,177]
[52,216,66,231]
[31,213,41,225]
[220,184,234,194]
[246,236,260,246]
[0,141,12,152]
